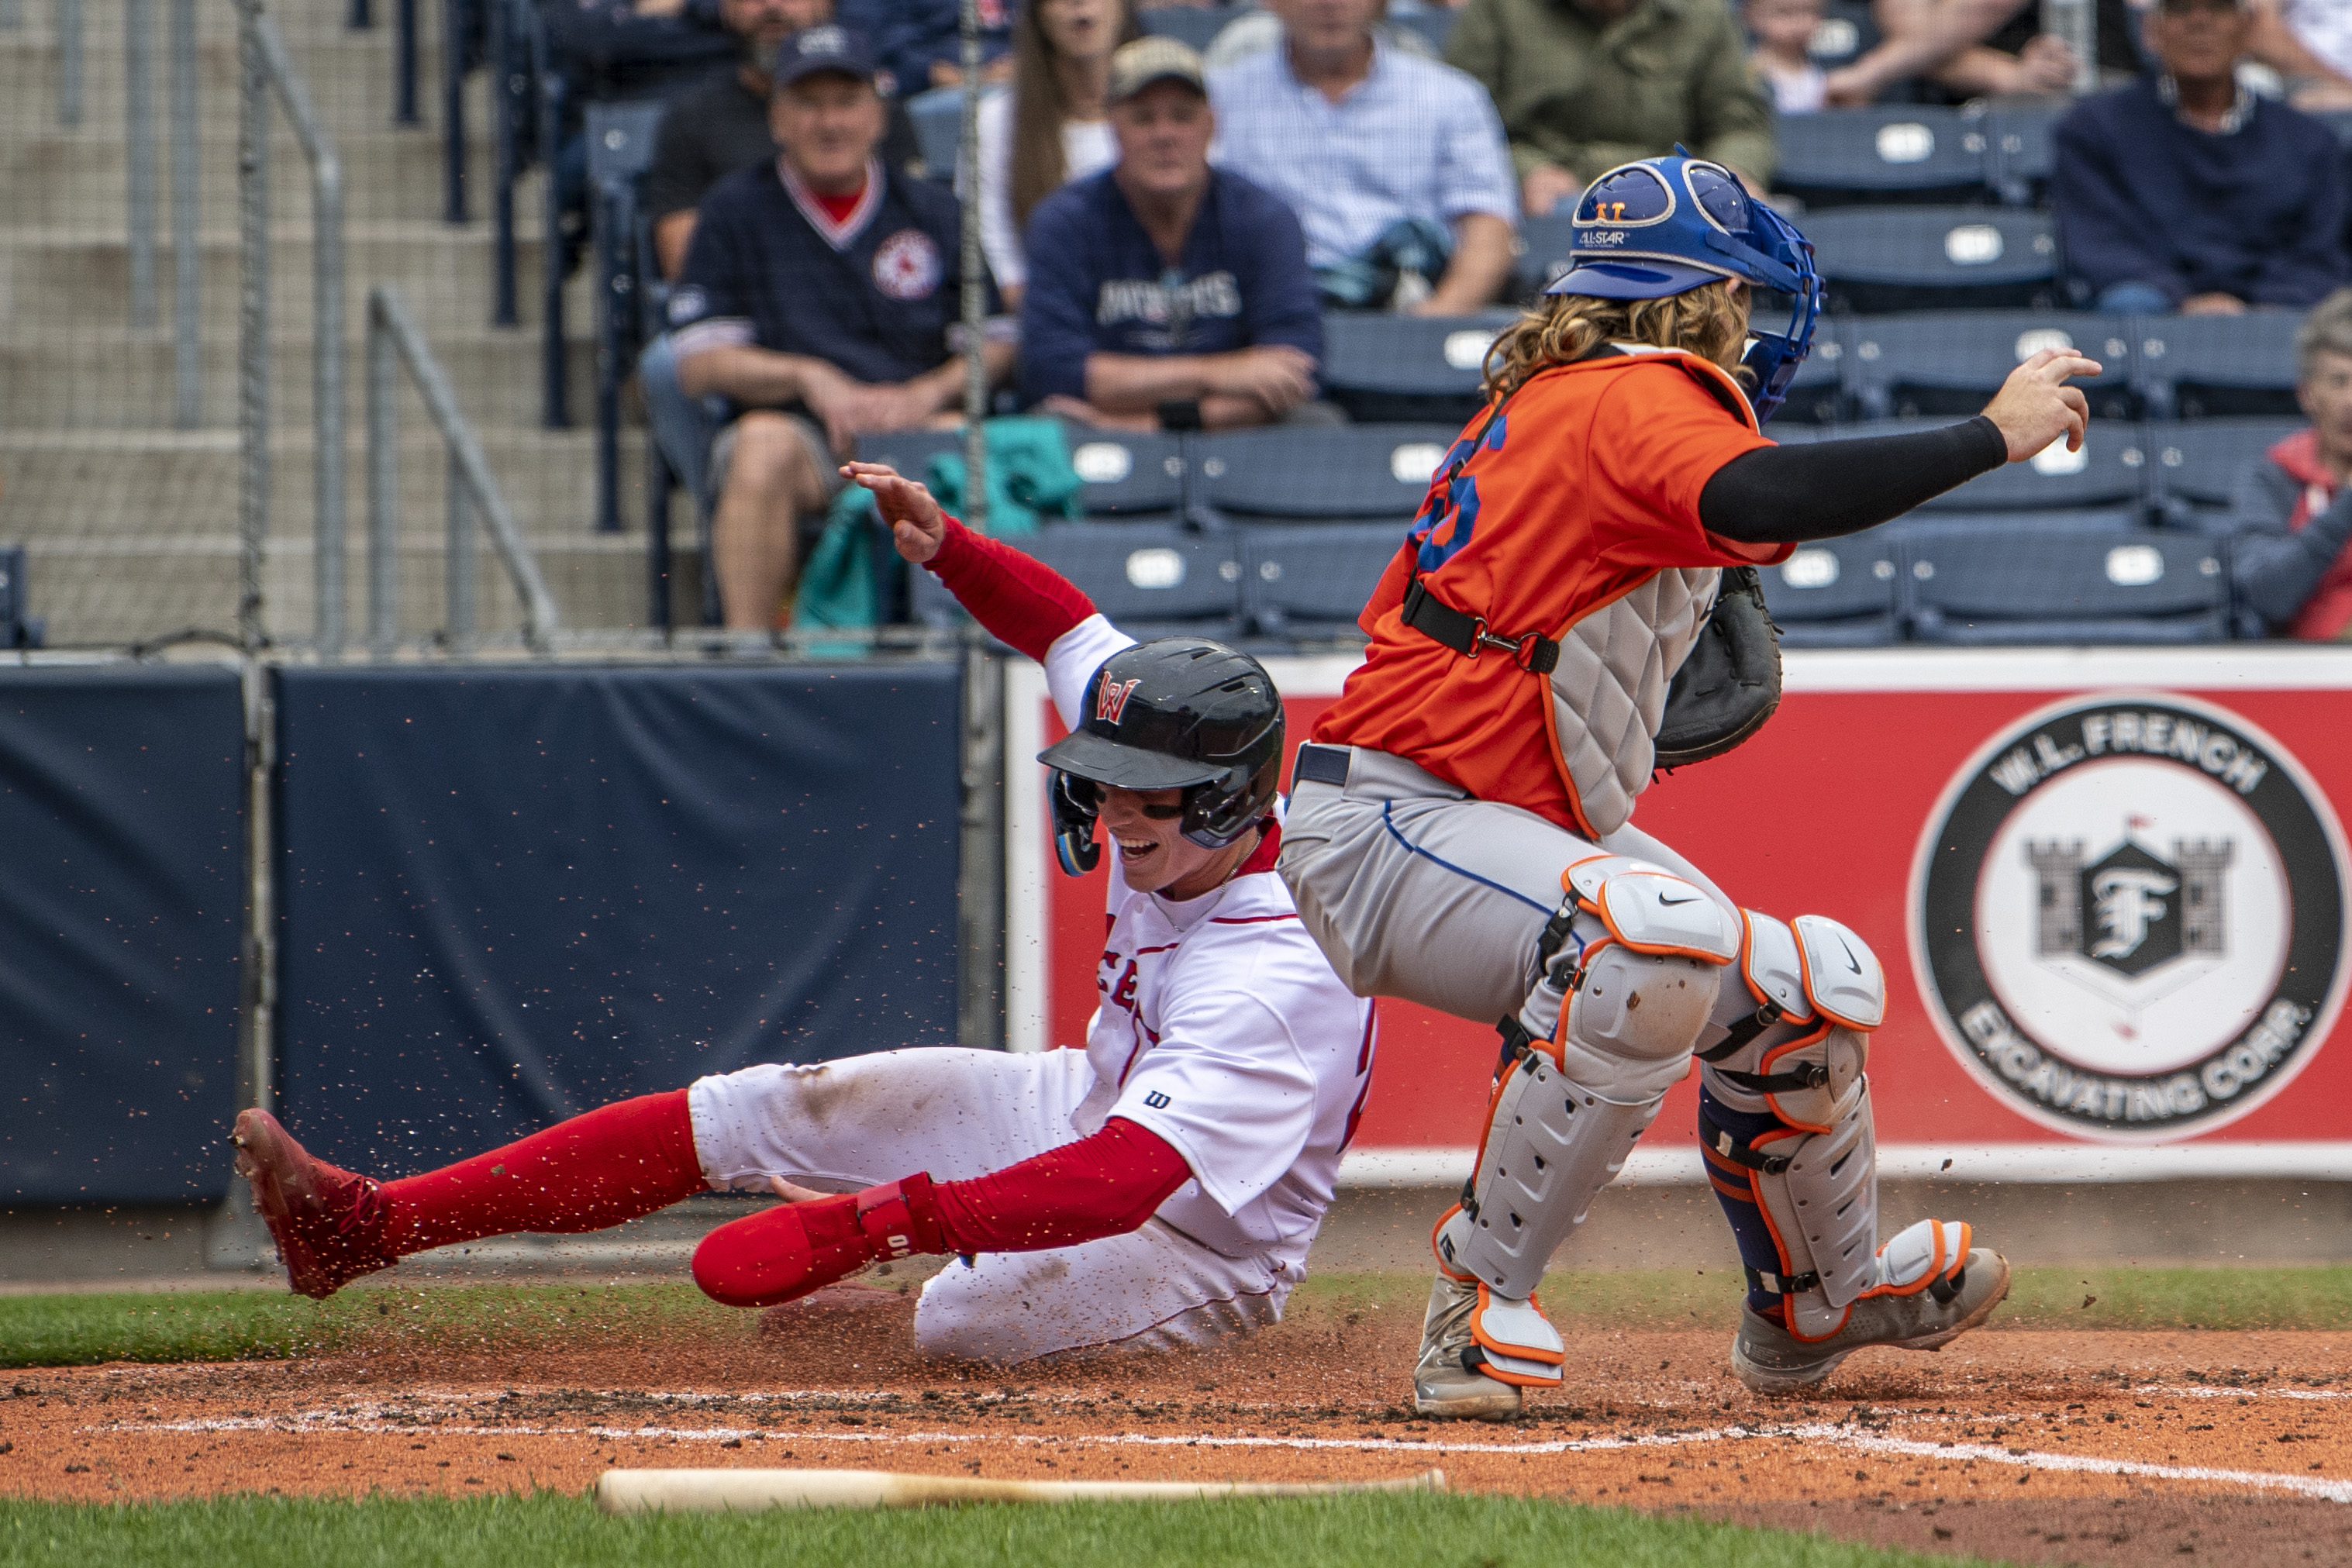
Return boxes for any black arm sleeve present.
[1698,415,2009,545]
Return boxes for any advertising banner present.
[1008,648,2352,1184]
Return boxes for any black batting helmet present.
[1036,638,1284,875]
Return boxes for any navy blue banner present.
[274,662,964,1174]
[0,664,245,1204]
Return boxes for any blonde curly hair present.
[1481,281,1753,403]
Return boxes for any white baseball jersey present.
[1044,615,1378,1258]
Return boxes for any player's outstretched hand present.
[1981,347,2102,462]
[843,461,948,563]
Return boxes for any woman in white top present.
[974,0,1135,306]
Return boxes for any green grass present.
[0,1490,1999,1568]
[8,1263,2348,1373]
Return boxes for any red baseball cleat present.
[230,1108,394,1299]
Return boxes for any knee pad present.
[1442,860,1737,1301]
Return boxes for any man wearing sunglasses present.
[232,462,1374,1367]
[2053,0,2348,315]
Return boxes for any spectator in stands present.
[1745,0,1830,111]
[974,0,1137,309]
[671,26,1012,629]
[1446,0,1774,214]
[2052,0,2348,315]
[2217,289,2352,638]
[842,0,1016,90]
[2250,0,2352,107]
[1208,0,1518,312]
[1018,37,1328,430]
[637,0,922,512]
[1814,0,2102,106]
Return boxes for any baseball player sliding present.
[233,466,1374,1363]
[1279,154,2103,1418]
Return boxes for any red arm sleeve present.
[930,1117,1190,1254]
[926,516,1098,663]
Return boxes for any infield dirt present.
[2,1284,2347,1567]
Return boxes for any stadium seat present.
[1986,102,2060,205]
[1139,4,1243,52]
[1319,312,1516,425]
[2146,417,2305,524]
[1772,107,1992,208]
[1023,524,1247,639]
[1239,523,1402,638]
[1757,532,1902,647]
[2134,311,2308,420]
[585,101,667,545]
[1802,0,1882,74]
[1513,212,1578,300]
[907,86,995,182]
[1064,431,1190,519]
[1389,7,1458,54]
[1904,524,2230,643]
[1774,316,1851,426]
[1194,425,1457,524]
[1803,206,2061,314]
[1846,312,2134,421]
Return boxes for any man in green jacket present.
[1447,0,1776,217]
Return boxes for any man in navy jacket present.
[2052,0,2348,315]
[1017,37,1327,432]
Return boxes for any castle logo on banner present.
[1910,692,2349,1141]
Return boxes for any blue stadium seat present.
[1513,212,1578,301]
[1319,312,1515,425]
[1803,206,2061,313]
[1758,532,1902,647]
[1239,523,1403,638]
[1024,524,1247,638]
[1846,312,2134,421]
[1773,108,1992,208]
[1774,317,1851,426]
[1064,431,1190,518]
[1389,7,1459,54]
[2146,418,2305,524]
[585,100,667,542]
[1802,0,1881,73]
[1195,425,1457,523]
[1904,525,2231,643]
[2133,312,2307,420]
[1987,102,2060,205]
[1139,4,1244,52]
[907,86,995,182]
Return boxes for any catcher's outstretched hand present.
[843,461,947,563]
[1981,348,2102,461]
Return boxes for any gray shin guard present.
[1750,1084,1880,1338]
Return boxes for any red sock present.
[378,1090,706,1256]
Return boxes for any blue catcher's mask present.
[1543,152,1822,426]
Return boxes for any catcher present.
[233,464,1374,1364]
[1278,153,2102,1418]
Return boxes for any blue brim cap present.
[1544,258,1726,300]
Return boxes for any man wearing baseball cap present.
[670,24,1012,629]
[1016,36,1327,432]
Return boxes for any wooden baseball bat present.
[595,1466,1447,1514]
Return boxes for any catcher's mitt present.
[1654,567,1782,770]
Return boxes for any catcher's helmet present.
[1543,151,1822,425]
[1036,638,1283,876]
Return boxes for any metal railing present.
[125,0,202,425]
[238,0,346,652]
[367,286,561,653]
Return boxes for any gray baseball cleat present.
[1412,1271,1525,1421]
[1730,1247,2012,1395]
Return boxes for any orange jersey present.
[1314,351,1788,836]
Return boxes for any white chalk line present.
[81,1416,2350,1501]
[2146,1384,2352,1402]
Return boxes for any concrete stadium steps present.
[0,327,598,431]
[0,127,495,228]
[0,11,443,140]
[24,529,665,647]
[0,426,647,539]
[0,216,583,338]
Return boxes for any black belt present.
[1713,1061,1832,1095]
[1745,1264,1821,1297]
[1401,579,1561,675]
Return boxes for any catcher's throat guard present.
[1040,638,1285,876]
[1544,150,1823,426]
